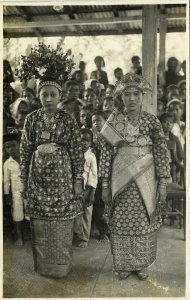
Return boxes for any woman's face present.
[121,87,143,112]
[39,85,61,113]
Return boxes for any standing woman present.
[99,73,170,280]
[19,43,84,278]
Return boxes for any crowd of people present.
[3,48,186,280]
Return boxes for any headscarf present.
[114,72,152,96]
[9,98,29,120]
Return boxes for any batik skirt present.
[109,181,162,272]
[30,218,74,278]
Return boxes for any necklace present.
[123,110,141,141]
[41,110,58,140]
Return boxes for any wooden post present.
[159,8,167,88]
[142,5,158,115]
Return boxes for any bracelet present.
[159,183,167,186]
[102,183,110,188]
[74,179,83,184]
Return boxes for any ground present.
[3,224,185,298]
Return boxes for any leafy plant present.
[15,42,75,84]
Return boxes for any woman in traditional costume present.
[19,43,84,278]
[99,73,170,280]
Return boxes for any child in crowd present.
[165,85,180,104]
[160,113,184,182]
[114,68,123,84]
[157,100,165,120]
[79,107,92,129]
[84,88,98,112]
[102,97,115,119]
[167,99,186,151]
[91,111,109,241]
[74,128,98,248]
[9,98,29,133]
[106,84,115,98]
[3,132,24,246]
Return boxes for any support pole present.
[142,5,158,115]
[159,8,167,88]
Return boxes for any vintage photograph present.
[2,1,187,298]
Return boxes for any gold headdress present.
[114,72,152,95]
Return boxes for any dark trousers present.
[92,183,109,236]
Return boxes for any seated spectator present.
[114,68,124,84]
[167,99,185,151]
[102,97,115,119]
[90,56,109,88]
[130,56,142,75]
[165,57,181,87]
[160,113,184,182]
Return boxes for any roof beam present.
[3,26,186,39]
[14,6,42,37]
[4,13,186,29]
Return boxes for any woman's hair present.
[94,56,105,67]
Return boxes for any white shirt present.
[83,148,98,189]
[171,122,185,150]
[3,157,23,196]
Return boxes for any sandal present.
[136,270,149,280]
[118,271,131,280]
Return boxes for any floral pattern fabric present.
[20,108,85,220]
[99,110,170,271]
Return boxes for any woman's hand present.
[102,188,112,204]
[74,183,83,196]
[157,184,167,213]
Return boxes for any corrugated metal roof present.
[3,4,186,38]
